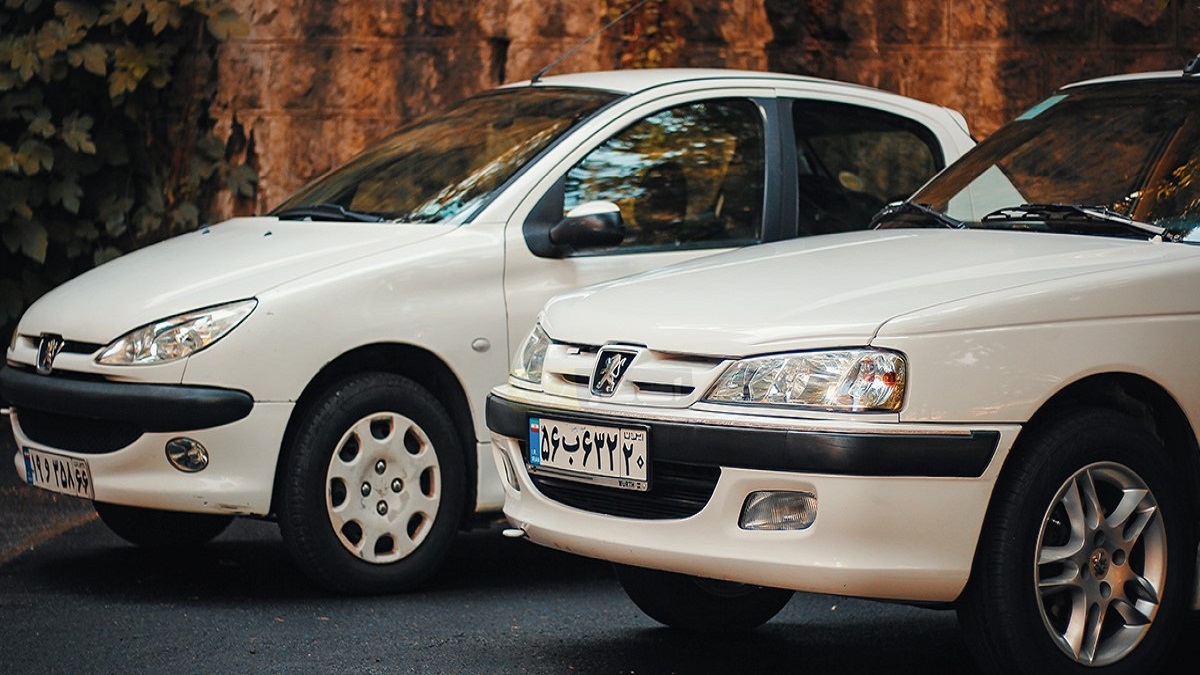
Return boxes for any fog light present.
[739,490,817,530]
[165,437,209,472]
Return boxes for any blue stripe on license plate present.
[21,447,33,485]
[528,417,541,465]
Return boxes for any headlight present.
[704,349,906,412]
[510,323,550,386]
[96,299,257,366]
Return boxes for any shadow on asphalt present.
[5,515,1199,675]
[551,623,973,675]
[3,418,1198,675]
[8,517,611,603]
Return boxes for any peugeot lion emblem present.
[36,333,65,375]
[591,348,637,397]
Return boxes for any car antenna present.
[530,0,654,85]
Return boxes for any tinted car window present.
[793,100,942,234]
[563,98,766,252]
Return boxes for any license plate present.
[22,447,94,499]
[528,417,649,491]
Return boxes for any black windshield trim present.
[979,203,1168,239]
[274,203,389,223]
[870,200,965,230]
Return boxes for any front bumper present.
[0,365,252,432]
[2,364,286,516]
[487,387,1020,604]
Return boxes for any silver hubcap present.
[1035,461,1166,666]
[325,412,441,564]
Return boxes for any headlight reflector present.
[96,299,257,366]
[704,349,905,412]
[510,323,550,386]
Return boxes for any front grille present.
[61,339,103,355]
[633,382,695,396]
[530,459,720,520]
[16,407,143,454]
[541,342,727,408]
[14,335,103,355]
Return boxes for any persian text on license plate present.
[22,447,94,499]
[528,417,648,491]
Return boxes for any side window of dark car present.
[793,100,943,235]
[564,98,766,252]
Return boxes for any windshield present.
[272,87,618,224]
[889,79,1200,241]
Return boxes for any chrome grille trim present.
[542,342,730,408]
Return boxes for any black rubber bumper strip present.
[487,393,999,478]
[0,365,253,432]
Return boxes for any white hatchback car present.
[488,66,1200,673]
[0,69,973,593]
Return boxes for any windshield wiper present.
[274,203,388,223]
[981,203,1167,239]
[870,201,965,230]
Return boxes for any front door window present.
[563,98,766,252]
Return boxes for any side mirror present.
[548,201,626,250]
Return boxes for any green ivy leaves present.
[0,0,254,334]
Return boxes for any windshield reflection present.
[272,87,618,224]
[903,80,1200,241]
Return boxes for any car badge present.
[36,333,65,375]
[591,348,637,397]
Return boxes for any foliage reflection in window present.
[564,99,765,251]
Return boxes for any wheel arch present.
[1019,372,1200,510]
[973,372,1200,599]
[270,343,477,522]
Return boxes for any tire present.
[94,502,233,548]
[614,564,793,632]
[278,372,465,594]
[957,409,1194,675]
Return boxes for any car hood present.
[18,217,451,343]
[541,229,1186,356]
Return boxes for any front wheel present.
[278,373,465,594]
[614,564,793,632]
[958,409,1194,674]
[94,502,233,548]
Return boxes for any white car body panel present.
[16,218,449,346]
[11,403,290,514]
[538,229,1179,356]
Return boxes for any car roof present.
[1060,69,1187,90]
[502,68,891,96]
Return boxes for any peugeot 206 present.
[0,69,973,593]
[488,63,1200,673]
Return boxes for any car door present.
[502,89,784,357]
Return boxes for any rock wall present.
[210,0,1196,218]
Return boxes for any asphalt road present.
[1,427,1197,675]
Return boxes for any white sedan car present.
[0,69,972,593]
[488,66,1200,673]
